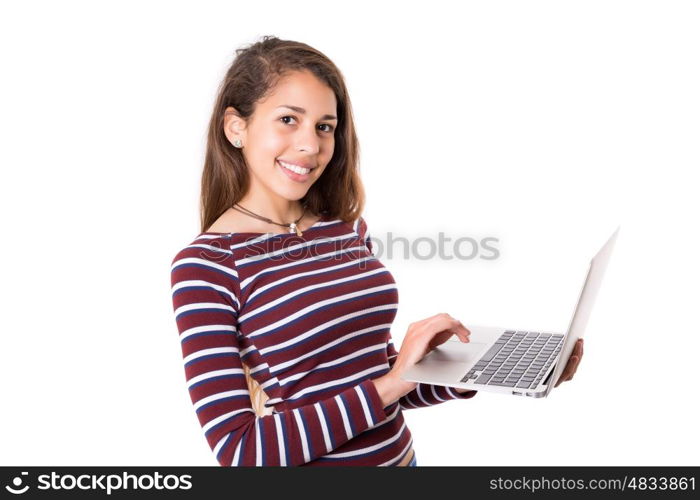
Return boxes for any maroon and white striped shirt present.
[170,214,477,466]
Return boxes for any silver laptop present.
[401,227,619,398]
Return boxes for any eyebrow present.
[276,105,337,121]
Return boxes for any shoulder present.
[352,215,371,240]
[170,233,241,312]
[171,232,233,261]
[341,215,373,253]
[170,233,238,286]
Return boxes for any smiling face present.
[224,70,338,205]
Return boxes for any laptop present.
[401,227,619,398]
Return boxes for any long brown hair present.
[198,36,366,416]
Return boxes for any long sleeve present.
[170,236,391,466]
[354,215,478,408]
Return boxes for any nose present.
[294,124,322,155]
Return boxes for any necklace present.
[232,203,307,236]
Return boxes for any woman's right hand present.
[373,313,471,407]
[391,313,471,377]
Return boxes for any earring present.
[233,139,242,148]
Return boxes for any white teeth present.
[278,160,311,175]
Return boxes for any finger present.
[444,316,470,338]
[428,329,455,349]
[569,345,581,365]
[561,355,578,382]
[568,355,579,373]
[431,329,470,349]
[447,327,470,343]
[573,354,582,371]
[565,356,580,380]
[557,365,575,387]
[445,329,470,343]
[430,315,470,340]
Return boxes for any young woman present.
[170,36,584,467]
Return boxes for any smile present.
[277,159,313,175]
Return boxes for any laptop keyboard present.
[460,330,564,389]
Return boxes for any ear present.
[223,106,248,146]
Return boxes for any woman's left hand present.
[554,338,584,388]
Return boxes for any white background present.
[1,0,698,466]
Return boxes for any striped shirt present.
[170,213,477,466]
